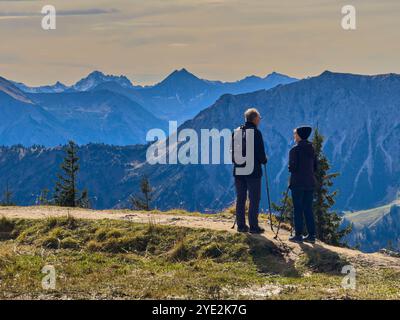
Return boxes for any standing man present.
[288,126,317,243]
[232,108,268,234]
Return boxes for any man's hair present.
[244,108,260,123]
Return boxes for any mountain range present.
[0,76,165,146]
[123,71,400,213]
[12,69,298,122]
[1,69,297,146]
[2,71,399,214]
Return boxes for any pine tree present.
[312,128,352,246]
[1,181,15,206]
[130,176,153,211]
[54,141,80,207]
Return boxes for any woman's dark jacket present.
[289,140,318,190]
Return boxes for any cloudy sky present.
[0,0,399,86]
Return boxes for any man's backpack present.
[231,125,246,165]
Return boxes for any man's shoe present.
[237,225,249,233]
[289,235,303,243]
[303,235,316,244]
[249,226,265,234]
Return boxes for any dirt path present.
[1,206,400,269]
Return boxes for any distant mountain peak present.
[72,71,133,91]
[88,70,104,76]
[52,81,68,89]
[169,68,198,79]
[157,68,205,88]
[177,68,190,74]
[264,71,297,81]
[320,70,335,76]
[242,75,262,81]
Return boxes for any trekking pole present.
[274,186,290,239]
[263,164,274,232]
[231,216,237,229]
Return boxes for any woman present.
[288,126,318,243]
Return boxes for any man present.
[288,126,318,243]
[232,108,267,234]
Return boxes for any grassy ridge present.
[1,216,400,299]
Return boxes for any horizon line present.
[4,68,400,88]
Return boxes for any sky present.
[0,0,399,86]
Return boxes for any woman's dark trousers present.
[291,188,316,237]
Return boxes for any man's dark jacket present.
[289,139,318,190]
[232,122,267,178]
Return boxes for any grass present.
[0,215,399,300]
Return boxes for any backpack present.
[231,126,246,165]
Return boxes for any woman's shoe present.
[237,225,250,233]
[249,226,265,234]
[303,235,316,244]
[289,235,303,243]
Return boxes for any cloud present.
[0,8,118,19]
[57,8,118,16]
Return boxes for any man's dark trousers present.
[291,188,316,237]
[235,176,261,229]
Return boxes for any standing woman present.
[288,126,318,243]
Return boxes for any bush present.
[45,216,79,231]
[107,229,123,239]
[63,215,79,230]
[168,239,192,262]
[86,240,102,252]
[103,234,150,253]
[94,228,108,242]
[0,216,15,233]
[200,243,223,259]
[0,216,17,240]
[45,217,58,230]
[61,237,80,249]
[41,236,60,249]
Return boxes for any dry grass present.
[0,216,400,300]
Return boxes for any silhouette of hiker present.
[288,126,317,244]
[232,108,267,234]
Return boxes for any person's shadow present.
[246,234,301,277]
[246,234,349,277]
[299,242,349,275]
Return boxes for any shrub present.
[0,216,17,240]
[200,243,223,259]
[63,215,79,230]
[86,240,102,252]
[106,229,123,239]
[61,237,80,249]
[45,217,58,230]
[94,228,108,242]
[168,239,192,262]
[41,236,60,249]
